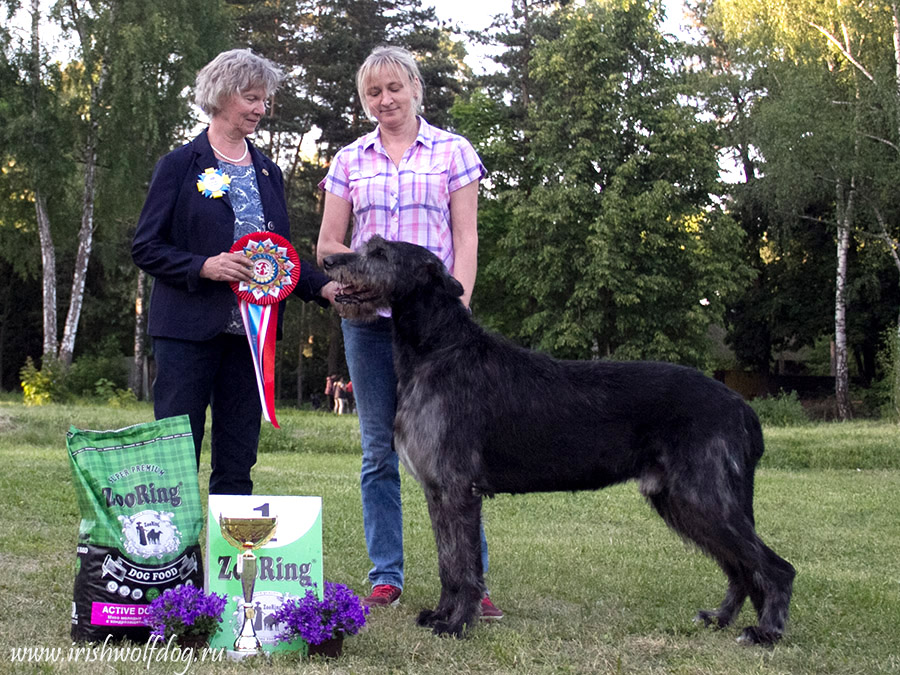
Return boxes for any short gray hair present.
[194,49,284,116]
[356,46,424,118]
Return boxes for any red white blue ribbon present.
[239,301,278,426]
[230,233,300,428]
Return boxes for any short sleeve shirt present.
[318,117,486,275]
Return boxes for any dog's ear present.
[445,272,464,298]
[419,258,463,298]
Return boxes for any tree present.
[456,0,750,366]
[1,0,228,395]
[708,0,900,418]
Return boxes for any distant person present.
[325,374,336,413]
[336,376,351,415]
[316,46,501,619]
[132,49,338,495]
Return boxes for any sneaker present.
[480,596,503,621]
[363,584,401,607]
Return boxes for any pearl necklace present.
[209,139,249,164]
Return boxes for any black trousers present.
[152,333,261,495]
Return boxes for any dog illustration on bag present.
[119,511,181,559]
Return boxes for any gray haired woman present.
[133,49,337,495]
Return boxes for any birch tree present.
[1,0,226,394]
[709,0,900,418]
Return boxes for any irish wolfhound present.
[323,236,795,645]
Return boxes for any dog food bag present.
[67,415,204,642]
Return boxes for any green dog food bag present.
[67,415,204,642]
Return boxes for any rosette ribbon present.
[230,233,301,428]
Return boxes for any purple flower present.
[144,585,227,641]
[272,581,369,645]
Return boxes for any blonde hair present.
[356,46,423,118]
[194,49,284,116]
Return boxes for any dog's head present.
[323,236,464,320]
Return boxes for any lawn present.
[0,401,898,674]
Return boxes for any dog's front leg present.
[417,483,485,637]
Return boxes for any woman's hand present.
[199,252,254,282]
[319,280,341,306]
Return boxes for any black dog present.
[323,236,795,645]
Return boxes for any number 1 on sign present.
[254,503,276,542]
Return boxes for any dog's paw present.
[736,625,781,646]
[416,610,468,638]
[429,620,466,638]
[694,610,722,629]
[416,608,448,629]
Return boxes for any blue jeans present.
[342,317,489,590]
[153,334,261,495]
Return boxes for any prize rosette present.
[229,232,301,428]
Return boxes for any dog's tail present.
[744,403,766,469]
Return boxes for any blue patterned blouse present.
[220,161,266,334]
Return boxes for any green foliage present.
[19,356,68,405]
[872,328,900,421]
[92,378,138,408]
[701,0,900,375]
[66,353,127,398]
[748,390,809,427]
[18,345,134,405]
[459,1,752,365]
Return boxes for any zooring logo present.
[101,482,183,508]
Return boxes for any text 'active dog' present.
[323,236,795,645]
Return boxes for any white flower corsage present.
[196,167,231,198]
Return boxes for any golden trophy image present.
[219,515,278,657]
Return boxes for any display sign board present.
[206,495,323,655]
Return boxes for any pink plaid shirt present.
[319,117,486,275]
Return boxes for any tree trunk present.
[889,3,900,337]
[30,0,58,362]
[0,279,9,391]
[296,301,307,406]
[892,2,900,139]
[57,0,114,367]
[326,313,343,380]
[130,269,148,398]
[59,125,97,366]
[35,192,58,360]
[834,179,854,421]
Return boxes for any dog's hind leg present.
[650,488,794,645]
[416,483,485,637]
[693,561,748,630]
[735,542,795,645]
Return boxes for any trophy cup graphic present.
[219,515,278,657]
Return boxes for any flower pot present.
[308,635,344,658]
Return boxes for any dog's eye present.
[370,247,385,258]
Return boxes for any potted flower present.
[144,585,227,649]
[272,581,369,658]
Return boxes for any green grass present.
[762,422,900,469]
[1,400,899,674]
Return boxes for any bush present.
[872,329,900,422]
[66,354,128,397]
[748,390,809,426]
[20,357,69,406]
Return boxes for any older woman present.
[316,46,501,619]
[133,49,337,495]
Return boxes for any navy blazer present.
[132,129,330,341]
